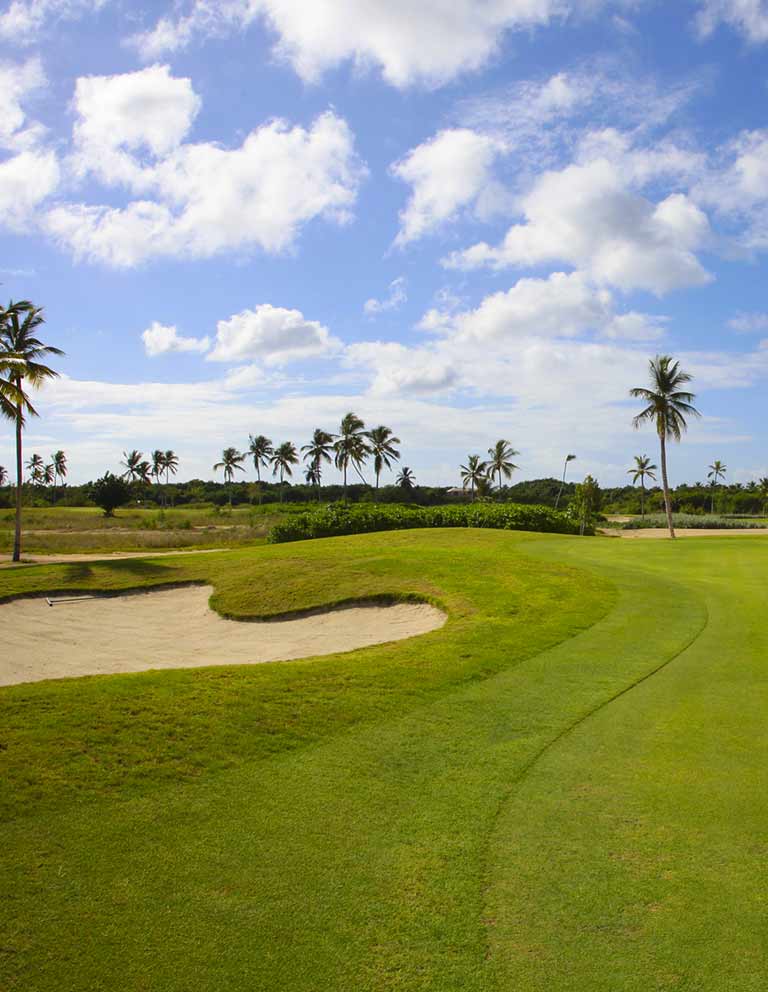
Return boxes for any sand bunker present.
[0,585,446,687]
[604,527,768,539]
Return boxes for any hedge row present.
[266,502,587,544]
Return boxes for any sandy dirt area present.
[0,549,225,568]
[602,527,768,539]
[0,585,446,686]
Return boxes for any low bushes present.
[267,501,587,543]
[623,513,767,530]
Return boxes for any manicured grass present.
[2,530,767,990]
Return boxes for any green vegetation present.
[622,512,767,530]
[266,501,585,543]
[3,530,768,990]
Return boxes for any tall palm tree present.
[26,452,44,484]
[396,466,415,490]
[630,355,700,539]
[151,450,166,505]
[213,447,245,505]
[759,477,768,516]
[627,454,657,518]
[51,449,67,504]
[334,412,370,499]
[367,425,401,498]
[270,441,299,502]
[248,434,273,503]
[301,428,334,502]
[460,454,488,502]
[304,464,320,489]
[164,449,179,506]
[487,439,519,492]
[555,453,577,509]
[121,449,145,482]
[0,465,7,487]
[0,301,63,561]
[707,459,727,514]
[42,463,55,489]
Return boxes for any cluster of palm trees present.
[459,440,520,500]
[120,449,179,506]
[213,413,406,501]
[0,299,62,561]
[23,449,68,499]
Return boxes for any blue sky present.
[3,0,768,488]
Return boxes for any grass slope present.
[1,530,766,990]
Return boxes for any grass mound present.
[267,501,585,543]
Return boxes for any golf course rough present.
[1,528,765,992]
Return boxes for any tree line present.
[0,289,757,553]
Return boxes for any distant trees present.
[631,355,700,539]
[213,447,246,504]
[334,412,370,499]
[460,455,488,501]
[707,459,727,513]
[570,475,601,535]
[487,440,519,490]
[271,441,299,502]
[367,425,401,498]
[51,449,67,503]
[555,454,576,510]
[628,454,657,518]
[396,466,415,491]
[302,429,334,501]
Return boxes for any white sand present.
[0,585,446,687]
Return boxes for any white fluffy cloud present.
[207,304,341,365]
[392,128,507,245]
[0,0,104,43]
[445,157,712,294]
[345,341,459,396]
[47,105,366,266]
[132,0,574,88]
[71,65,201,186]
[364,277,407,315]
[728,311,768,332]
[695,0,768,42]
[0,57,47,151]
[0,149,59,229]
[142,321,210,357]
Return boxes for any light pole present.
[555,453,576,510]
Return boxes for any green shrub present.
[266,502,586,544]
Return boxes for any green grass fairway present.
[1,529,766,991]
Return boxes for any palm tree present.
[759,477,768,516]
[213,447,246,505]
[0,465,7,487]
[151,450,166,505]
[460,454,488,501]
[304,464,320,489]
[135,460,152,486]
[270,441,299,502]
[487,439,519,493]
[396,466,416,490]
[627,454,657,518]
[164,449,179,506]
[248,434,273,503]
[334,412,370,499]
[367,425,401,498]
[301,429,334,502]
[707,459,727,514]
[42,463,55,489]
[121,449,145,482]
[630,355,700,539]
[51,449,67,504]
[26,452,44,484]
[555,453,577,509]
[0,301,63,561]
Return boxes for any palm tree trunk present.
[52,469,57,506]
[375,469,380,502]
[555,459,568,509]
[13,402,22,562]
[659,434,675,539]
[343,463,347,502]
[640,479,645,518]
[711,486,715,515]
